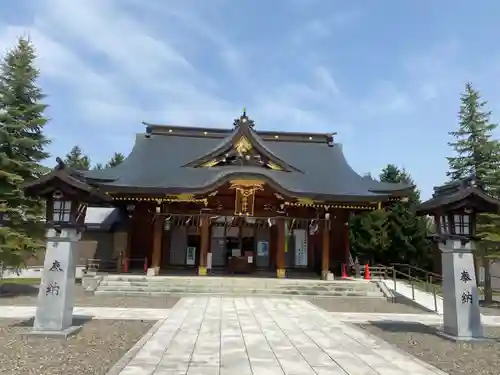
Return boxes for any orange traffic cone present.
[364,264,371,280]
[341,264,348,279]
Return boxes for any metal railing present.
[368,263,442,313]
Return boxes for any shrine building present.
[23,111,412,278]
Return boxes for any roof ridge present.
[142,121,335,144]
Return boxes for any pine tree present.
[349,210,390,264]
[446,83,500,304]
[106,152,124,168]
[379,164,420,205]
[447,83,500,186]
[64,145,91,170]
[379,164,430,267]
[0,37,50,270]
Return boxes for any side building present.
[23,111,412,278]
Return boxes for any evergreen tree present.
[64,145,91,170]
[447,83,500,185]
[379,164,430,267]
[0,37,50,270]
[446,83,500,303]
[106,152,124,168]
[379,164,420,205]
[349,210,390,264]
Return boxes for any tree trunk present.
[482,256,493,304]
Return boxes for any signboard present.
[294,229,308,266]
[257,241,269,257]
[186,246,196,265]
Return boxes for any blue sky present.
[1,0,500,199]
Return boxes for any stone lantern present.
[416,176,500,341]
[22,158,111,337]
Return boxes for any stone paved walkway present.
[0,306,170,320]
[327,311,500,325]
[115,297,448,375]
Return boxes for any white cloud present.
[313,66,340,95]
[3,0,490,195]
[0,0,355,143]
[358,81,414,119]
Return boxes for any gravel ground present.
[0,318,154,375]
[0,284,180,308]
[310,297,430,314]
[358,322,500,375]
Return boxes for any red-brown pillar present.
[322,220,330,280]
[124,207,134,272]
[344,220,350,266]
[162,225,171,270]
[199,217,210,276]
[276,218,286,278]
[151,215,164,275]
[307,229,315,271]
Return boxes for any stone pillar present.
[149,216,164,276]
[321,220,332,280]
[276,218,286,278]
[438,239,484,340]
[27,228,82,338]
[198,217,209,276]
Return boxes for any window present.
[454,214,470,235]
[440,215,449,234]
[52,200,72,223]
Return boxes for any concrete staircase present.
[92,275,385,298]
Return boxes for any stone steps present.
[95,286,382,296]
[94,290,383,297]
[94,275,385,297]
[99,281,375,291]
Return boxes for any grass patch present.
[0,278,41,286]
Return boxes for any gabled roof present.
[23,158,111,203]
[416,176,500,214]
[82,113,413,201]
[182,112,301,172]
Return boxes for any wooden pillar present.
[344,221,350,266]
[270,225,277,269]
[321,219,330,280]
[151,215,164,276]
[307,230,315,272]
[161,226,171,270]
[276,218,286,278]
[124,210,134,272]
[198,217,210,276]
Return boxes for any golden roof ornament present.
[233,108,255,129]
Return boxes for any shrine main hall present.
[24,112,412,279]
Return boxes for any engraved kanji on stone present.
[49,260,63,272]
[45,281,60,296]
[460,270,472,283]
[461,290,473,304]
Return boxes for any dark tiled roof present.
[417,177,500,214]
[82,123,412,201]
